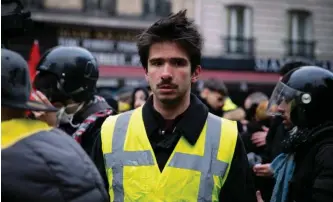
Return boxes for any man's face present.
[277,100,293,129]
[145,42,200,105]
[204,89,225,110]
[134,90,147,109]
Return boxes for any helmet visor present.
[267,81,308,116]
[33,72,69,103]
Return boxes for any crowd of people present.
[2,9,333,202]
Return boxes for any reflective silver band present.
[104,111,154,202]
[169,114,228,201]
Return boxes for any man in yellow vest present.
[99,10,256,202]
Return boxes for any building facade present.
[197,0,333,62]
[23,0,333,67]
[10,0,332,86]
[26,0,195,29]
[15,0,198,88]
[19,0,195,65]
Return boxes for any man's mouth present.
[158,84,177,89]
[157,84,177,93]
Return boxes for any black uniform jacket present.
[288,124,333,202]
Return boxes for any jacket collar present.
[2,119,51,149]
[142,93,209,145]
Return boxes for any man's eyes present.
[150,60,163,66]
[171,59,187,67]
[149,59,188,67]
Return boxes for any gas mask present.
[56,102,85,127]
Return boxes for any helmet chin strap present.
[56,102,85,128]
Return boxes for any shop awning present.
[99,66,280,84]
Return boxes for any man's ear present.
[201,88,209,98]
[144,67,149,83]
[145,74,149,84]
[191,65,201,83]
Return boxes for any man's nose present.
[161,64,173,80]
[277,104,285,113]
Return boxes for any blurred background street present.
[4,0,333,107]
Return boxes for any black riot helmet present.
[267,66,333,129]
[34,46,99,104]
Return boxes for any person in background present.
[118,101,131,112]
[257,66,333,202]
[257,61,311,164]
[130,86,150,109]
[98,10,256,201]
[196,79,245,121]
[98,90,119,113]
[241,100,269,149]
[255,100,272,127]
[253,61,311,201]
[115,87,133,112]
[222,97,238,111]
[222,101,246,121]
[199,79,229,116]
[33,46,114,158]
[241,92,270,150]
[244,92,269,122]
[1,48,108,202]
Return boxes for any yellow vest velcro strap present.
[168,114,228,201]
[104,110,155,202]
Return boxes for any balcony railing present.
[285,40,315,58]
[142,0,171,18]
[22,0,171,18]
[22,0,116,15]
[224,36,255,56]
[22,0,44,9]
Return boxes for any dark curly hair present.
[137,10,203,73]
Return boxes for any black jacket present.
[59,96,114,157]
[92,94,256,202]
[1,119,108,202]
[288,124,333,202]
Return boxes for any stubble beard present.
[154,90,187,108]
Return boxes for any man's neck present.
[153,93,191,120]
[1,108,25,122]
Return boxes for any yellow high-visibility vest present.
[223,97,238,112]
[118,101,131,112]
[101,107,238,202]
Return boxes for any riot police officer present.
[33,46,114,157]
[265,66,333,202]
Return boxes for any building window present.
[286,10,315,58]
[42,0,84,11]
[225,5,254,56]
[22,0,44,9]
[143,0,171,17]
[84,0,115,14]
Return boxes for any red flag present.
[26,40,41,117]
[28,40,41,84]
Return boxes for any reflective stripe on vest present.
[104,111,228,202]
[168,114,227,201]
[105,111,154,201]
